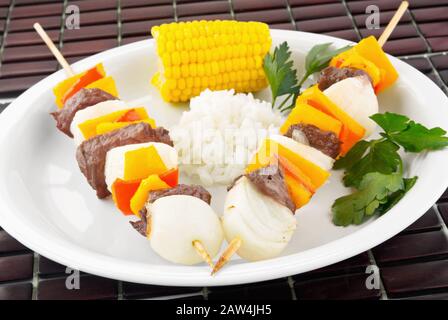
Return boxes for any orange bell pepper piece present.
[53,63,107,108]
[159,168,179,187]
[62,65,104,104]
[247,139,330,189]
[111,179,142,216]
[117,109,143,122]
[298,85,365,155]
[284,172,313,209]
[275,154,316,193]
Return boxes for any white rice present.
[170,89,282,186]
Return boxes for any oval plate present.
[0,29,448,287]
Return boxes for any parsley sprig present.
[263,42,350,113]
[332,112,448,226]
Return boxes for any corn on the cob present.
[151,20,272,103]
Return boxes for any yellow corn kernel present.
[151,20,271,102]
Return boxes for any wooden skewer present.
[34,22,214,271]
[378,1,409,47]
[192,240,214,269]
[33,22,75,77]
[211,237,242,276]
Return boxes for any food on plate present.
[130,185,223,265]
[151,20,271,102]
[221,167,297,262]
[323,75,378,136]
[108,142,179,216]
[53,63,118,108]
[170,89,282,186]
[76,122,173,199]
[329,36,398,93]
[281,76,378,155]
[40,7,432,273]
[284,123,341,159]
[247,134,334,209]
[263,41,352,112]
[317,66,371,91]
[50,63,158,146]
[105,142,178,192]
[332,112,448,226]
[51,88,118,137]
[213,133,335,272]
[70,100,156,145]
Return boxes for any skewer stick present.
[378,1,409,47]
[211,237,242,275]
[33,22,75,77]
[192,240,214,269]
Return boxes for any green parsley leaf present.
[370,112,409,133]
[390,124,448,152]
[337,139,402,188]
[377,176,418,214]
[371,112,448,152]
[266,42,351,113]
[332,112,448,227]
[333,140,370,170]
[263,42,300,108]
[332,172,404,226]
[304,43,352,76]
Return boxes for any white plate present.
[0,29,448,287]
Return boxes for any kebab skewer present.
[213,1,409,274]
[34,23,222,268]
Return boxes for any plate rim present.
[0,29,448,286]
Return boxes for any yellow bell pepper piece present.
[297,85,365,154]
[96,119,156,136]
[336,52,381,87]
[353,36,398,93]
[78,107,150,140]
[330,36,398,93]
[78,109,129,140]
[53,63,106,109]
[124,145,167,181]
[130,175,170,216]
[280,102,343,136]
[247,139,330,189]
[85,76,119,98]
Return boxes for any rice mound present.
[170,89,282,186]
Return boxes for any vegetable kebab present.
[213,2,408,274]
[34,23,224,268]
[281,2,408,156]
[213,135,335,273]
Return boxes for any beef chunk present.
[51,88,117,137]
[130,210,147,237]
[76,122,173,199]
[245,165,295,213]
[318,66,372,91]
[285,123,341,159]
[148,184,211,205]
